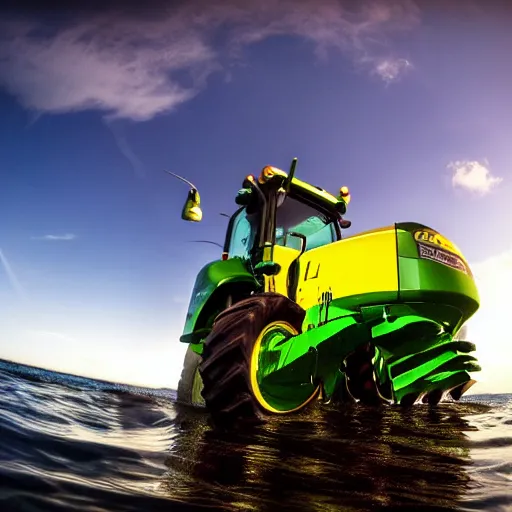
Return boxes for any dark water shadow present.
[162,401,490,511]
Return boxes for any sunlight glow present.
[465,248,512,393]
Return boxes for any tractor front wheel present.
[176,346,205,407]
[199,292,320,428]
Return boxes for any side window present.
[303,221,337,251]
[228,209,255,259]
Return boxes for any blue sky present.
[0,0,510,392]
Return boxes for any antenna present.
[188,240,224,248]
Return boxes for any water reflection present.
[163,401,489,511]
[0,364,502,512]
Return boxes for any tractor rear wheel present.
[199,292,320,428]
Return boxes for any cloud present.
[0,248,26,300]
[0,0,419,122]
[448,160,503,195]
[103,120,147,177]
[26,329,78,344]
[372,57,412,83]
[31,234,76,241]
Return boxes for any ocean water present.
[0,360,511,512]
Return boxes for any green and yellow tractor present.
[169,159,480,428]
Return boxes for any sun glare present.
[465,248,512,393]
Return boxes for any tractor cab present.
[221,193,341,261]
[275,196,340,252]
[218,160,351,299]
[223,184,345,257]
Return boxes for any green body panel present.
[251,222,482,409]
[255,300,479,408]
[256,317,370,411]
[181,257,259,342]
[396,222,479,333]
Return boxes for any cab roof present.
[290,176,340,211]
[255,164,348,215]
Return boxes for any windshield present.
[275,197,338,251]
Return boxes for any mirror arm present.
[287,231,307,256]
[164,170,198,190]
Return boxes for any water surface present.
[0,360,510,511]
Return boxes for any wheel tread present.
[198,292,308,428]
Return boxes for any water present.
[0,360,511,511]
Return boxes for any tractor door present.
[270,196,340,301]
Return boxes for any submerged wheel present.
[344,343,390,406]
[176,346,205,407]
[199,292,320,428]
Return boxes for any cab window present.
[275,197,338,251]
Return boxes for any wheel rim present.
[250,321,320,413]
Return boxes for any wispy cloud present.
[103,120,147,177]
[0,248,26,300]
[448,160,503,195]
[31,234,77,241]
[0,0,420,122]
[26,330,78,344]
[372,57,412,84]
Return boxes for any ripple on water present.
[0,364,511,511]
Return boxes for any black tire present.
[198,292,314,429]
[344,343,390,406]
[176,346,205,407]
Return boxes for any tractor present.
[169,159,480,428]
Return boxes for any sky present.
[0,0,510,393]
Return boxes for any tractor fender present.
[180,257,259,343]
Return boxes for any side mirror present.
[164,170,203,222]
[182,189,202,222]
